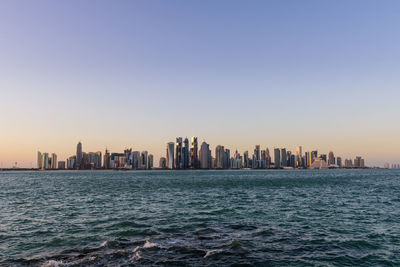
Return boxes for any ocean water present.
[0,170,399,266]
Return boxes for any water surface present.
[0,170,399,266]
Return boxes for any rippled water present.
[1,170,400,266]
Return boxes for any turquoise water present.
[1,170,399,266]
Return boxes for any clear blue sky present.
[1,0,400,167]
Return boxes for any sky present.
[1,0,400,168]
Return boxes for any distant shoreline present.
[0,167,380,172]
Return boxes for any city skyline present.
[31,139,374,170]
[1,137,399,169]
[1,1,400,168]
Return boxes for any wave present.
[40,260,66,267]
[204,249,223,258]
[143,239,158,248]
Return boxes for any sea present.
[0,169,399,266]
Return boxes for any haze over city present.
[1,0,400,168]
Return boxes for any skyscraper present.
[183,138,190,169]
[290,154,296,168]
[328,151,335,165]
[281,148,287,167]
[199,141,210,169]
[215,145,225,169]
[243,151,249,168]
[190,137,198,169]
[175,137,182,169]
[296,146,303,167]
[132,151,141,169]
[41,153,49,169]
[253,145,261,168]
[305,152,311,168]
[345,159,353,168]
[103,149,110,169]
[265,148,271,168]
[166,142,174,169]
[148,154,153,169]
[76,142,82,170]
[37,151,42,169]
[261,150,266,169]
[286,151,292,167]
[141,151,148,169]
[254,145,260,161]
[51,153,57,169]
[274,148,281,169]
[224,148,230,169]
[58,161,66,169]
[337,157,342,168]
[311,151,318,163]
[159,157,167,169]
[354,156,364,168]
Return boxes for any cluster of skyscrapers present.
[384,163,400,169]
[37,142,153,170]
[37,152,61,170]
[36,139,366,170]
[162,138,365,170]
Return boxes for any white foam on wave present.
[166,238,185,245]
[204,249,223,258]
[40,260,66,267]
[143,239,157,248]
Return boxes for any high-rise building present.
[224,149,230,169]
[67,156,76,169]
[296,146,303,167]
[305,152,311,168]
[290,154,296,168]
[159,157,167,169]
[148,154,153,169]
[274,148,281,169]
[76,142,82,169]
[253,145,261,169]
[265,148,271,168]
[58,161,66,169]
[328,151,335,165]
[166,142,174,169]
[132,151,141,169]
[337,157,342,168]
[190,137,198,169]
[344,159,353,168]
[254,145,260,161]
[215,145,225,169]
[286,151,292,167]
[354,156,365,168]
[261,150,266,169]
[87,152,102,169]
[141,151,148,169]
[175,137,183,169]
[281,148,287,167]
[41,153,49,169]
[311,151,318,163]
[103,149,111,169]
[199,142,211,169]
[183,138,190,169]
[243,151,249,168]
[384,163,390,169]
[37,151,42,169]
[51,153,57,169]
